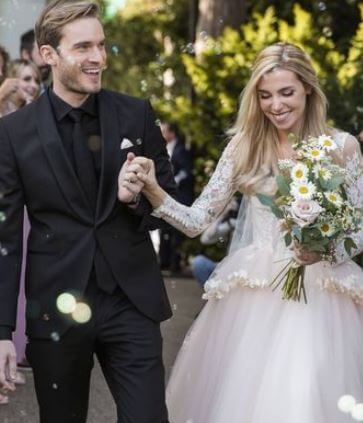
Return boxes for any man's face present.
[160,124,175,143]
[50,17,107,99]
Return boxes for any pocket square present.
[120,138,134,149]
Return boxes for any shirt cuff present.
[0,326,13,340]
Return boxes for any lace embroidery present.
[334,136,363,263]
[201,269,363,305]
[152,143,236,237]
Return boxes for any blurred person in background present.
[0,44,11,406]
[159,122,194,274]
[0,59,41,117]
[0,45,9,79]
[20,29,51,90]
[0,59,41,404]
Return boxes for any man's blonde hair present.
[35,0,100,49]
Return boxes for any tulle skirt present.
[166,248,363,423]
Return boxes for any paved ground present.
[0,276,204,423]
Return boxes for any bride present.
[120,43,363,422]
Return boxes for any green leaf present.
[256,193,275,207]
[284,232,292,247]
[344,238,357,256]
[292,226,302,242]
[324,175,345,191]
[271,205,284,219]
[276,174,290,196]
[306,242,328,252]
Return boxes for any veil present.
[228,194,254,254]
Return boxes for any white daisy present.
[290,163,309,183]
[278,159,294,169]
[318,135,337,151]
[319,222,336,237]
[313,164,332,181]
[325,191,343,206]
[291,181,317,200]
[308,147,325,161]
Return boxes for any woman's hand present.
[133,156,166,208]
[293,243,322,265]
[0,78,20,102]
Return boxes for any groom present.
[0,1,176,422]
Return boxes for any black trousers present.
[26,277,169,423]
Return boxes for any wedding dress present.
[153,132,363,423]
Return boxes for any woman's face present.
[257,68,310,136]
[17,65,40,102]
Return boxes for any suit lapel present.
[36,93,93,223]
[96,90,123,223]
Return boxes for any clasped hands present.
[118,153,156,204]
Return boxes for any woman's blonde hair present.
[229,42,329,194]
[8,59,41,82]
[35,0,100,49]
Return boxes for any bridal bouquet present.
[257,134,361,303]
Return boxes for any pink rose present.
[290,200,323,227]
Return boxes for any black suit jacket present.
[171,140,194,206]
[0,89,177,339]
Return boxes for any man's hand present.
[118,153,150,204]
[0,340,17,392]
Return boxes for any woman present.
[120,43,363,422]
[0,59,40,405]
[0,59,40,117]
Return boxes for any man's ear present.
[39,45,57,67]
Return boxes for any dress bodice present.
[152,131,362,262]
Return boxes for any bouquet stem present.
[271,260,307,303]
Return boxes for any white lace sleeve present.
[334,133,363,264]
[152,142,236,237]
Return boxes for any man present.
[0,1,176,422]
[159,122,193,273]
[20,29,51,88]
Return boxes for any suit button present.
[112,234,119,239]
[41,313,51,321]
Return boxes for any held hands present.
[0,340,17,392]
[117,154,164,208]
[118,152,148,204]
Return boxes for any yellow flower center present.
[321,224,329,232]
[295,170,303,178]
[311,150,320,156]
[323,139,332,146]
[329,194,337,201]
[299,186,309,194]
